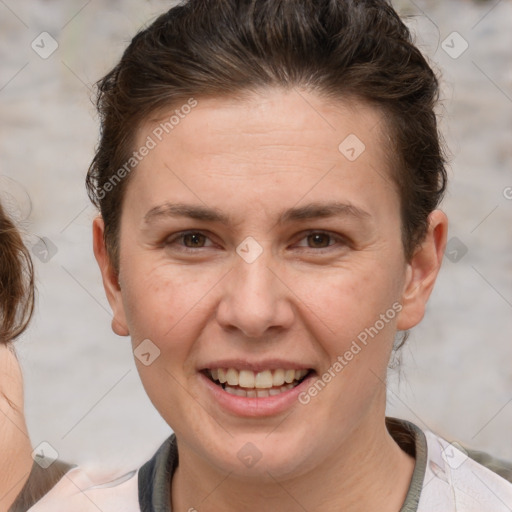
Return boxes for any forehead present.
[127,88,397,220]
[144,89,387,161]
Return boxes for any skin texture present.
[0,344,32,512]
[94,88,447,512]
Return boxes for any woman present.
[0,199,34,510]
[0,201,138,512]
[0,201,73,512]
[30,0,512,510]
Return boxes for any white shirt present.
[27,421,512,511]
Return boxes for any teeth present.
[224,383,295,398]
[295,369,308,380]
[284,369,296,383]
[239,370,255,388]
[273,369,285,386]
[208,367,310,392]
[226,368,238,386]
[255,370,273,389]
[218,368,227,383]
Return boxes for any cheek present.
[120,264,212,409]
[296,262,403,339]
[121,260,215,351]
[293,263,405,397]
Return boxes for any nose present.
[216,250,295,339]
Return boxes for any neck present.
[0,345,33,512]
[171,408,415,512]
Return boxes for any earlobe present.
[396,210,448,331]
[92,217,130,337]
[111,317,129,337]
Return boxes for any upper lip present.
[199,359,314,372]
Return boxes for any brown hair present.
[86,0,447,269]
[0,202,34,344]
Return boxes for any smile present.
[205,368,311,398]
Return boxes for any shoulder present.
[21,435,177,512]
[418,429,512,512]
[9,460,73,511]
[465,445,512,484]
[26,465,140,512]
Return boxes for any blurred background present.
[1,0,511,470]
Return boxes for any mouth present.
[203,367,314,398]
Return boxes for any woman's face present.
[95,89,445,479]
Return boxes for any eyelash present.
[164,230,348,254]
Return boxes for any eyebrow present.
[143,201,370,226]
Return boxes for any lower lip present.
[199,372,316,417]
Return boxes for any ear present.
[92,216,129,337]
[396,210,448,330]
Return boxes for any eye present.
[164,230,347,254]
[293,231,347,251]
[165,231,215,252]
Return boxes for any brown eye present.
[293,231,347,253]
[182,232,207,248]
[165,231,215,253]
[307,233,332,248]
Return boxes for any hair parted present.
[86,0,447,270]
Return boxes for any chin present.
[189,427,317,481]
